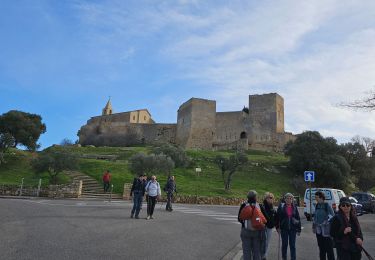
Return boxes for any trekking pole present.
[277,231,281,260]
[361,245,375,260]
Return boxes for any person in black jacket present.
[164,175,177,212]
[130,174,147,219]
[260,192,277,260]
[330,197,363,260]
[276,193,301,260]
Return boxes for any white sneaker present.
[146,216,150,220]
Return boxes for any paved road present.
[0,198,374,260]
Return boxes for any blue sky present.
[1,0,375,149]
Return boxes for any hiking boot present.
[130,214,134,218]
[135,215,139,219]
[146,216,150,220]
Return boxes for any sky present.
[1,0,375,149]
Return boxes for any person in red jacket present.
[102,170,111,192]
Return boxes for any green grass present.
[0,149,71,187]
[1,146,296,198]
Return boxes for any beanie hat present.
[339,197,351,205]
[247,190,257,199]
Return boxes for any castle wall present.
[176,98,216,149]
[214,111,247,145]
[79,121,176,147]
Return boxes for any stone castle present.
[78,93,295,151]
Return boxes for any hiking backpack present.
[239,203,267,231]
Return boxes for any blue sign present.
[304,171,315,182]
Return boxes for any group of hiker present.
[129,173,177,220]
[238,190,365,260]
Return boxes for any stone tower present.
[176,98,216,149]
[248,93,284,147]
[102,98,113,115]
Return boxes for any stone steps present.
[65,171,122,199]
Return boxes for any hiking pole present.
[361,246,375,260]
[277,231,281,260]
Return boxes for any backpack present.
[239,203,267,231]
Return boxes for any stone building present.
[78,93,295,151]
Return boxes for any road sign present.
[304,171,315,182]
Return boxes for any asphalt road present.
[0,198,374,260]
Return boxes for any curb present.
[221,242,242,260]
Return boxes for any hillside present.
[0,146,298,199]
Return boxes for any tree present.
[32,150,78,184]
[285,131,351,189]
[0,133,15,164]
[340,89,375,111]
[152,144,189,167]
[215,152,248,191]
[0,110,46,150]
[129,152,175,177]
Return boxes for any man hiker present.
[164,175,177,212]
[102,170,111,193]
[130,174,147,219]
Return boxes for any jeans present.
[147,195,157,216]
[131,191,143,217]
[316,234,335,260]
[240,228,262,260]
[166,192,173,211]
[261,228,273,258]
[103,181,110,192]
[281,229,297,260]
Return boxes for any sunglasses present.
[267,197,274,199]
[340,203,351,207]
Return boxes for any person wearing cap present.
[330,197,363,260]
[313,191,335,260]
[130,174,147,219]
[164,175,177,212]
[276,193,301,260]
[260,192,277,260]
[237,190,265,260]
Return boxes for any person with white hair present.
[276,193,301,260]
[145,175,161,220]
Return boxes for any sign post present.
[304,171,315,221]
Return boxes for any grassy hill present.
[0,146,298,199]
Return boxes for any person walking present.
[330,197,364,260]
[102,170,111,193]
[238,190,267,260]
[313,191,335,260]
[145,175,161,220]
[260,192,277,260]
[164,175,177,212]
[276,193,301,260]
[130,174,147,219]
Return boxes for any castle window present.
[144,116,146,120]
[133,116,135,120]
[240,132,247,139]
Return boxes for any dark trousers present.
[166,192,173,211]
[147,195,157,216]
[316,234,335,260]
[336,246,362,260]
[281,229,297,260]
[131,192,143,217]
[103,181,110,192]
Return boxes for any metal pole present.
[109,184,113,202]
[309,181,312,221]
[20,178,24,196]
[37,179,42,197]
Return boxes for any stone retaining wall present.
[0,180,82,199]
